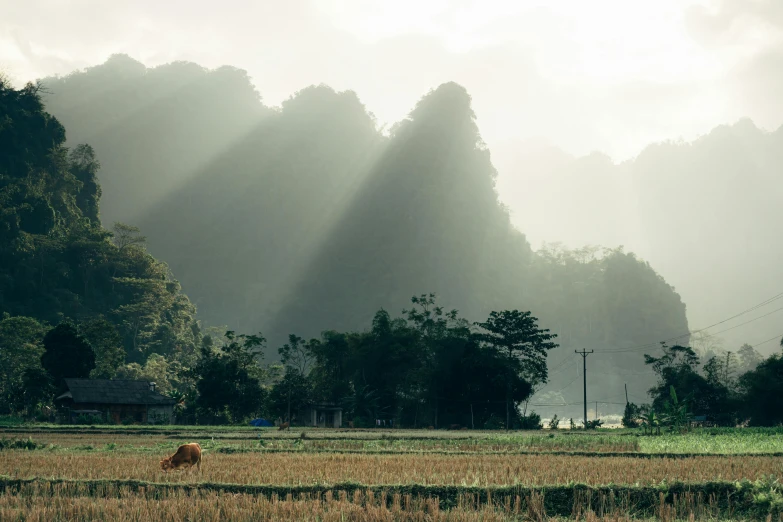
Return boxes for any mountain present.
[38,56,691,412]
[40,54,271,226]
[494,119,783,355]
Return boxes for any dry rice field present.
[2,451,780,487]
[2,427,782,520]
[0,484,737,522]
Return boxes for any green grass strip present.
[212,446,783,459]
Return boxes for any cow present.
[160,442,201,473]
[278,421,290,431]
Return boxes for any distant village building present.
[300,403,342,428]
[55,379,176,424]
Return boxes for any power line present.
[548,373,581,394]
[694,306,783,339]
[752,332,783,349]
[545,356,573,375]
[598,291,783,354]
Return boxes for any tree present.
[267,368,312,423]
[738,352,783,426]
[644,343,737,425]
[115,354,174,394]
[79,317,125,378]
[0,315,48,413]
[306,330,358,406]
[637,404,661,435]
[192,331,266,423]
[622,402,640,428]
[40,322,95,391]
[21,367,54,415]
[661,385,691,433]
[69,144,101,223]
[475,310,558,430]
[737,343,763,373]
[690,331,724,361]
[111,222,146,252]
[278,334,315,375]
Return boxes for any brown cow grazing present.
[278,421,290,431]
[160,442,201,473]
[449,424,461,430]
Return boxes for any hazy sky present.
[2,1,781,352]
[2,0,782,163]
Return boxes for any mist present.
[2,0,782,421]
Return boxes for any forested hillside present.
[494,121,783,354]
[0,78,203,410]
[39,55,691,408]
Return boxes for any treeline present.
[3,293,560,429]
[39,55,690,405]
[624,342,783,429]
[190,294,560,428]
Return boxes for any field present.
[1,426,782,521]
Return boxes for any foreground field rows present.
[2,451,781,487]
[0,479,779,521]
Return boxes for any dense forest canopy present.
[31,55,697,415]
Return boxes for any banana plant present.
[638,409,661,436]
[662,385,692,433]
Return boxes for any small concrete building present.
[55,379,176,424]
[300,403,342,428]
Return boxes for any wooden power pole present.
[575,349,594,427]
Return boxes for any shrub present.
[622,402,640,428]
[584,419,603,430]
[547,414,561,430]
[518,412,543,430]
[74,414,104,425]
[0,415,25,426]
[0,437,39,450]
[482,415,504,430]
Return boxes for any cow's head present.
[160,457,173,472]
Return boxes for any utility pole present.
[575,349,594,427]
[625,383,629,405]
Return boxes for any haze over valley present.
[2,0,782,420]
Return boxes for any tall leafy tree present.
[0,315,48,413]
[79,317,125,378]
[278,334,315,376]
[475,310,558,429]
[40,322,95,391]
[738,352,783,426]
[267,368,312,423]
[192,331,266,423]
